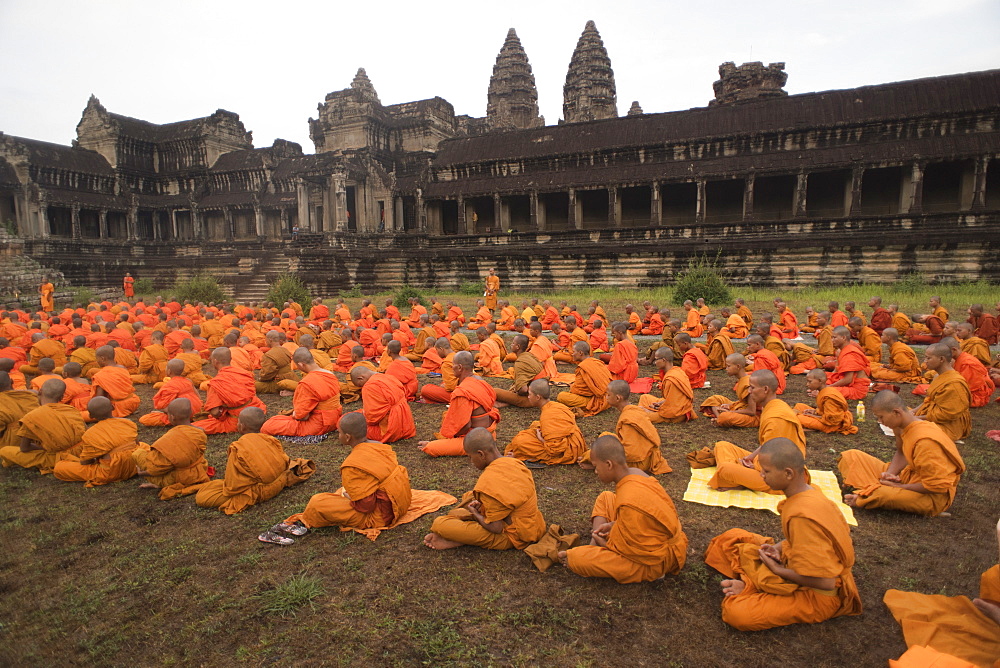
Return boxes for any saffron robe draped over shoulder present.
[556,357,611,416]
[637,366,694,424]
[132,424,210,499]
[262,369,342,437]
[607,339,639,383]
[192,366,267,434]
[827,344,871,400]
[53,418,138,486]
[506,400,587,465]
[360,373,416,443]
[138,376,203,427]
[0,389,39,450]
[680,347,709,389]
[794,387,858,435]
[709,399,807,493]
[419,376,500,457]
[913,368,971,441]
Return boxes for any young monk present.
[192,347,267,435]
[255,331,298,395]
[869,328,922,383]
[849,317,882,363]
[559,434,687,583]
[580,380,670,474]
[799,306,819,333]
[417,339,457,404]
[175,338,211,387]
[0,358,25,390]
[350,366,416,443]
[669,332,704,389]
[28,357,60,392]
[383,340,417,401]
[701,353,760,428]
[839,389,965,517]
[340,345,377,403]
[0,378,85,472]
[705,437,863,631]
[680,300,704,338]
[195,407,314,514]
[793,369,858,435]
[637,347,695,423]
[492,334,543,409]
[956,322,993,366]
[19,331,67,377]
[473,328,506,378]
[526,322,558,378]
[506,379,587,466]
[138,359,203,427]
[913,343,971,441]
[52,396,138,486]
[828,301,849,328]
[131,330,169,384]
[133,398,210,499]
[264,412,413,543]
[942,335,995,408]
[418,351,500,457]
[85,345,140,420]
[0,371,39,450]
[424,428,546,551]
[827,326,871,400]
[261,347,342,438]
[745,334,786,395]
[702,319,735,371]
[556,341,611,417]
[589,318,609,353]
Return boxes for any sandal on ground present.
[273,522,308,537]
[524,460,547,469]
[258,531,294,545]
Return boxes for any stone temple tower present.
[486,28,544,131]
[562,20,618,124]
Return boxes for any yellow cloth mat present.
[682,467,857,526]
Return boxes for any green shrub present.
[896,271,927,295]
[265,273,311,308]
[173,274,225,304]
[673,256,731,306]
[394,285,427,309]
[69,286,96,307]
[339,286,362,298]
[133,277,154,295]
[458,280,482,295]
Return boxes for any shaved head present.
[725,353,746,366]
[86,396,113,420]
[292,347,314,364]
[750,369,779,391]
[40,378,66,401]
[463,427,499,456]
[528,378,550,399]
[806,368,828,382]
[872,389,906,413]
[927,343,952,361]
[211,347,232,365]
[606,379,631,399]
[654,346,674,362]
[95,345,114,361]
[238,407,267,432]
[350,365,376,385]
[573,340,591,355]
[832,326,851,338]
[674,332,692,345]
[387,340,402,355]
[453,351,474,369]
[338,412,368,440]
[167,397,192,421]
[165,358,185,376]
[591,434,627,466]
[0,371,11,391]
[759,437,805,471]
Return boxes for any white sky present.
[2,0,998,152]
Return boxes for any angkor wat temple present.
[1,21,998,299]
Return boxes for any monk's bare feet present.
[721,579,745,596]
[844,493,859,507]
[973,598,1000,626]
[417,441,430,448]
[494,401,509,408]
[557,550,568,567]
[279,390,294,397]
[577,460,595,470]
[138,482,158,489]
[423,532,463,550]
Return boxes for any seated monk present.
[643,317,679,365]
[913,343,971,441]
[681,300,704,338]
[262,347,342,438]
[0,370,39,450]
[472,328,508,378]
[192,347,267,435]
[424,428,546,551]
[967,303,998,345]
[19,331,67,377]
[734,298,754,331]
[467,299,492,330]
[827,326,871,400]
[85,346,140,421]
[506,379,587,466]
[526,322,558,378]
[942,336,994,408]
[351,366,416,443]
[799,306,819,334]
[558,435,687,583]
[131,330,169,384]
[868,296,891,335]
[548,320,571,363]
[776,302,799,340]
[496,300,518,331]
[640,308,665,336]
[637,347,695,424]
[793,369,858,435]
[28,357,60,392]
[786,339,825,376]
[705,438,863,631]
[418,352,500,457]
[840,390,964,516]
[540,300,560,331]
[493,334,544,409]
[828,301,849,328]
[849,317,882,363]
[53,396,138,486]
[255,331,298,395]
[264,412,420,543]
[418,339,457,403]
[604,323,638,383]
[956,322,993,366]
[139,359,204,427]
[133,398,211,499]
[702,353,758,429]
[703,319,735,370]
[906,312,945,344]
[445,301,465,326]
[61,364,91,412]
[692,370,808,494]
[195,407,314,514]
[745,335,786,395]
[589,318,609,354]
[175,338,211,388]
[416,337,444,375]
[340,346,377,404]
[448,321,470,353]
[755,322,792,372]
[870,328,923,383]
[556,341,611,417]
[0,378,85,473]
[580,380,670,474]
[404,315,435,363]
[720,308,749,339]
[383,341,418,401]
[676,332,707,389]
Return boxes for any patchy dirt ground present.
[1,318,997,667]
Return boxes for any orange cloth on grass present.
[261,369,342,437]
[360,373,416,443]
[637,366,694,424]
[89,366,140,418]
[565,474,687,583]
[838,419,965,516]
[132,424,210,499]
[827,343,871,400]
[557,356,611,416]
[506,400,587,465]
[192,366,266,434]
[52,417,138,486]
[794,386,858,435]
[913,368,971,441]
[607,338,638,383]
[138,376,203,427]
[705,487,862,631]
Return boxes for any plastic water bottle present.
[856,402,866,423]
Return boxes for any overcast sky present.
[2,0,998,152]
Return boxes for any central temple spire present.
[562,20,618,124]
[486,28,544,131]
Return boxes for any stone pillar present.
[296,178,310,232]
[971,157,990,211]
[416,189,426,233]
[171,210,179,239]
[152,211,161,241]
[651,181,662,226]
[608,187,620,227]
[695,180,706,223]
[493,194,502,233]
[742,175,755,221]
[793,172,808,218]
[254,205,264,237]
[98,209,108,238]
[905,162,924,215]
[192,205,202,240]
[568,188,579,229]
[127,203,137,241]
[224,209,234,241]
[280,208,289,237]
[456,195,466,234]
[333,175,347,232]
[39,199,49,238]
[71,202,81,239]
[529,191,540,231]
[848,167,864,216]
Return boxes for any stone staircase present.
[233,252,292,303]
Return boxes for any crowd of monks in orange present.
[2,280,998,663]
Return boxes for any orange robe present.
[360,373,416,443]
[175,351,211,386]
[385,357,418,401]
[604,404,671,474]
[262,369,342,437]
[857,326,882,363]
[682,309,704,338]
[195,433,313,514]
[839,419,964,516]
[565,474,688,583]
[794,387,858,435]
[750,347,787,395]
[709,399,807,493]
[960,336,992,366]
[467,306,493,330]
[779,311,799,339]
[89,366,140,419]
[474,336,507,377]
[703,375,758,428]
[871,341,923,383]
[132,343,169,384]
[726,314,749,338]
[0,389,39,450]
[138,376,203,427]
[419,352,456,403]
[0,403,85,472]
[607,339,638,383]
[953,351,994,408]
[529,335,559,378]
[827,343,871,400]
[506,400,587,465]
[420,376,500,457]
[640,313,664,336]
[799,313,819,334]
[52,417,138,485]
[830,310,849,328]
[192,366,267,434]
[429,457,546,550]
[680,347,708,389]
[20,337,68,374]
[556,356,612,416]
[913,368,971,441]
[638,366,695,424]
[132,424,210,499]
[705,487,862,630]
[706,332,735,370]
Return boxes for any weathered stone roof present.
[563,20,617,123]
[10,136,114,175]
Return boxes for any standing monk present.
[417,351,499,456]
[0,378,84,472]
[559,435,687,583]
[133,398,211,500]
[193,347,267,435]
[351,366,416,443]
[705,438,862,631]
[484,268,500,312]
[123,273,135,300]
[261,347,342,438]
[39,278,55,313]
